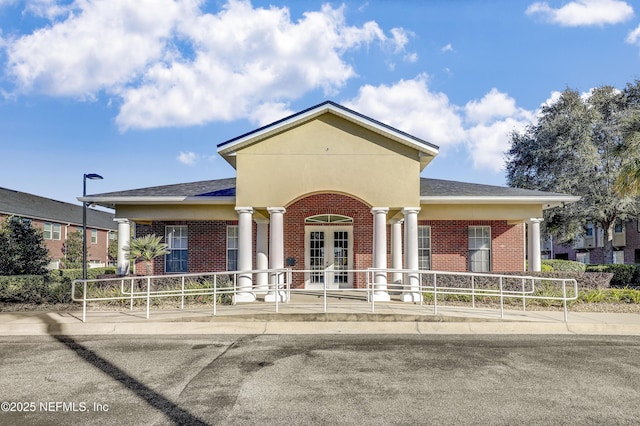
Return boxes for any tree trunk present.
[603,222,614,264]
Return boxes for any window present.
[44,223,61,240]
[227,226,238,271]
[469,226,491,272]
[418,225,431,270]
[91,229,98,244]
[576,252,590,264]
[305,214,353,224]
[614,221,624,233]
[165,226,188,273]
[613,250,625,264]
[109,231,116,240]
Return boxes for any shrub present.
[585,264,638,288]
[542,259,586,273]
[0,275,48,303]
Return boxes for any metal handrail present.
[72,268,578,323]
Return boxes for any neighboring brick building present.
[544,219,640,264]
[84,101,577,303]
[0,187,117,269]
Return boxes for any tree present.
[615,81,640,194]
[506,84,640,264]
[62,230,85,269]
[124,234,170,275]
[0,216,49,275]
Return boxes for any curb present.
[1,321,640,336]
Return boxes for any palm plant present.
[124,234,170,275]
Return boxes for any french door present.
[305,226,353,289]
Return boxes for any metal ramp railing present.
[72,269,578,322]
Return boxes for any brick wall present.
[426,220,524,272]
[284,193,373,288]
[133,204,526,280]
[0,213,112,269]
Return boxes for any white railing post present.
[213,275,218,316]
[499,276,504,320]
[471,275,476,309]
[433,273,438,315]
[563,279,568,323]
[129,279,134,311]
[181,276,185,310]
[146,277,151,320]
[82,280,87,323]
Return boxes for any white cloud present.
[3,0,405,130]
[403,52,418,63]
[343,74,466,149]
[626,24,640,44]
[441,43,454,53]
[6,0,199,98]
[463,89,534,172]
[177,151,197,165]
[526,0,634,26]
[344,76,539,174]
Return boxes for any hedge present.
[541,259,587,273]
[0,267,117,304]
[585,264,639,288]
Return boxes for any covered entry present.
[304,214,354,288]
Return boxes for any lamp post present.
[83,173,103,280]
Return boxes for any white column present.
[265,207,286,302]
[234,207,256,303]
[390,218,404,294]
[255,218,269,294]
[371,208,390,302]
[402,207,421,303]
[114,218,130,276]
[528,218,543,272]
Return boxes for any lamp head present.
[85,173,103,180]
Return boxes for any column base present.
[401,292,422,303]
[372,292,391,302]
[264,291,287,302]
[233,292,256,303]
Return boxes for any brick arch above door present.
[283,193,375,288]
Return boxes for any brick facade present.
[551,219,640,264]
[426,220,525,272]
[135,194,526,283]
[0,213,113,269]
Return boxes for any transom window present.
[165,226,188,273]
[305,214,353,224]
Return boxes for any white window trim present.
[227,225,238,271]
[165,225,188,273]
[469,226,491,272]
[418,225,431,271]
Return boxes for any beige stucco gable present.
[230,112,430,208]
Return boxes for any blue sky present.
[1,0,639,206]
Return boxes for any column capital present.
[402,207,421,215]
[389,218,404,225]
[371,207,389,215]
[113,218,129,224]
[267,207,286,214]
[254,217,269,225]
[528,217,544,223]
[235,206,254,215]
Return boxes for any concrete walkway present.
[1,292,639,335]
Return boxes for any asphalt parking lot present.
[0,334,639,425]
